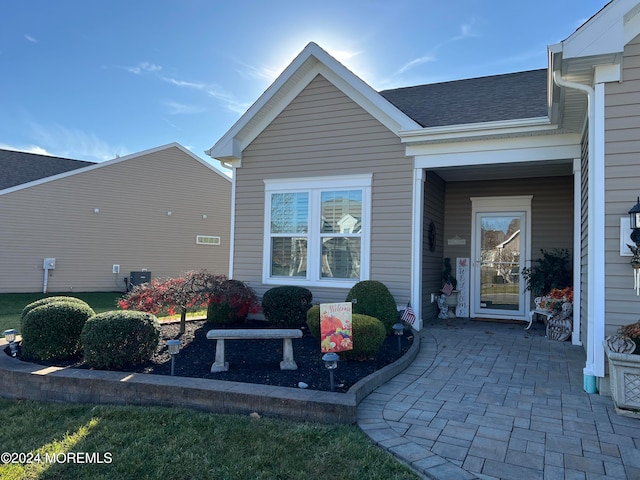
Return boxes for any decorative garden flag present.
[320,302,353,353]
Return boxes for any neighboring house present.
[0,143,231,293]
[207,0,640,392]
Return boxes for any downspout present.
[552,71,602,394]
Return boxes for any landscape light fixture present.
[322,352,339,392]
[628,198,640,294]
[393,323,404,353]
[3,329,18,357]
[166,339,182,376]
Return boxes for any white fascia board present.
[207,42,419,163]
[399,117,554,144]
[410,132,581,168]
[562,0,640,59]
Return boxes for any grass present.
[0,293,206,334]
[0,398,418,480]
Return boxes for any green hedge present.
[261,286,312,327]
[21,296,91,326]
[306,305,386,360]
[81,310,160,369]
[345,280,398,334]
[21,300,96,361]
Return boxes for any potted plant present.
[603,320,640,414]
[441,258,458,316]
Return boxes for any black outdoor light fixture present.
[628,197,640,295]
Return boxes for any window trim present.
[196,235,221,245]
[263,174,372,287]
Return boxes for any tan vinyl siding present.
[233,74,412,304]
[422,172,446,321]
[604,34,640,334]
[580,131,589,346]
[443,176,574,263]
[0,146,231,292]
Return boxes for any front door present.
[470,196,531,321]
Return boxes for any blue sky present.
[0,1,606,171]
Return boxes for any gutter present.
[552,70,603,394]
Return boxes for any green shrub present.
[21,296,91,326]
[262,286,312,327]
[306,306,386,360]
[81,310,160,369]
[21,301,96,361]
[207,279,260,325]
[345,280,398,334]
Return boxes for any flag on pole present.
[401,302,416,326]
[441,280,454,296]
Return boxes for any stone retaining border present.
[0,332,419,424]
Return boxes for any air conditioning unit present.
[129,271,151,289]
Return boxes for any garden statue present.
[438,294,449,319]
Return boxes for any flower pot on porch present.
[603,338,640,413]
[446,291,459,318]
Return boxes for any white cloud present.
[0,143,51,155]
[123,62,162,75]
[25,34,37,43]
[396,55,436,75]
[162,100,206,115]
[28,123,127,162]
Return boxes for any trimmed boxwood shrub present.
[345,280,398,334]
[21,296,91,326]
[207,279,259,325]
[262,286,312,327]
[81,310,160,369]
[306,305,386,360]
[21,301,96,361]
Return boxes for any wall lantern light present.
[628,197,640,294]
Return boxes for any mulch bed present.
[11,320,413,393]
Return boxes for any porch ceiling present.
[428,158,574,182]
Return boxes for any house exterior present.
[207,0,640,393]
[0,143,231,293]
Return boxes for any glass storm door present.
[473,211,527,319]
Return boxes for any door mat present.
[471,317,527,325]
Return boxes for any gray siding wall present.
[443,176,574,309]
[234,74,412,304]
[422,172,446,321]
[0,146,231,292]
[604,34,640,335]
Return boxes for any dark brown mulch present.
[11,320,413,393]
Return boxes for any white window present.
[263,174,372,287]
[196,235,221,245]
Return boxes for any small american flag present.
[401,302,416,326]
[441,280,454,296]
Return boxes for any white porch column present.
[411,167,425,330]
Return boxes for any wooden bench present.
[206,329,303,373]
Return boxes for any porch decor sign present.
[320,302,353,353]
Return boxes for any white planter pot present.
[446,291,459,318]
[603,342,640,412]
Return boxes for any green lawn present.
[0,293,206,334]
[0,399,418,480]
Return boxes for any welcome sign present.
[319,302,353,353]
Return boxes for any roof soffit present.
[207,42,420,162]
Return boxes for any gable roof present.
[379,69,548,128]
[0,149,94,190]
[206,42,421,163]
[1,143,230,195]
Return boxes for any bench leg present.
[526,311,534,330]
[211,339,229,372]
[280,338,298,370]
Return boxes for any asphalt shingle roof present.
[0,149,94,191]
[379,69,548,128]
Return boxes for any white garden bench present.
[206,329,303,373]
